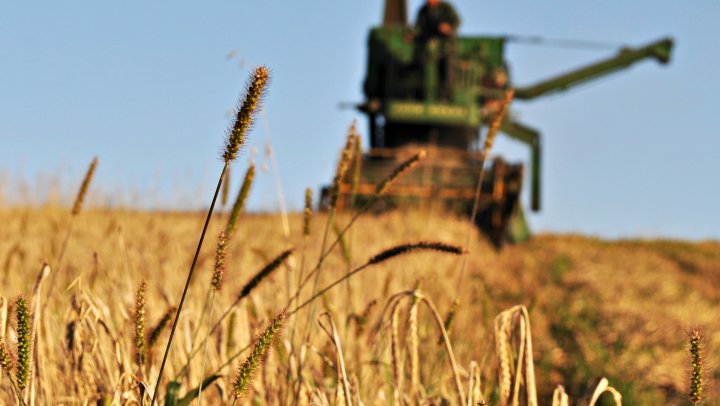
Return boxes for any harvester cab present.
[330,0,673,247]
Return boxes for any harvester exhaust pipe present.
[383,0,408,26]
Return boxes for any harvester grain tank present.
[332,0,673,246]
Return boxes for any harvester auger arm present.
[513,38,673,100]
[500,120,541,212]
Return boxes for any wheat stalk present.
[175,248,294,382]
[418,294,466,406]
[378,291,466,406]
[292,125,357,403]
[586,377,622,406]
[47,157,99,302]
[408,295,419,404]
[495,311,512,404]
[29,263,49,404]
[71,157,98,216]
[389,298,404,406]
[291,149,427,302]
[494,305,537,406]
[551,385,569,406]
[317,313,352,406]
[455,89,514,297]
[467,360,485,406]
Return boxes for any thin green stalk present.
[291,128,353,403]
[46,156,98,298]
[187,290,213,360]
[174,248,292,380]
[196,230,228,404]
[304,206,335,337]
[53,221,74,280]
[288,190,312,404]
[289,198,374,304]
[150,162,228,405]
[454,154,488,296]
[454,90,513,299]
[190,164,253,353]
[293,204,336,405]
[291,261,370,316]
[289,241,464,316]
[290,149,425,304]
[290,230,309,343]
[196,293,216,405]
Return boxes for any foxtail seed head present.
[72,157,98,215]
[223,67,270,163]
[444,299,460,332]
[329,125,357,209]
[14,297,31,390]
[133,282,147,367]
[0,340,10,373]
[148,306,175,351]
[688,327,705,404]
[232,311,286,399]
[482,89,514,156]
[211,232,228,292]
[367,241,465,266]
[226,163,255,239]
[351,133,363,196]
[303,188,313,236]
[238,249,294,300]
[375,150,426,195]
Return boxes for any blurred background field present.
[1,206,717,404]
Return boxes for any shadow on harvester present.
[322,0,673,248]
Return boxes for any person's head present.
[427,0,441,7]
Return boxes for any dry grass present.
[0,205,715,404]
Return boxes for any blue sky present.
[1,1,718,240]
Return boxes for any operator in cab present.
[414,0,461,100]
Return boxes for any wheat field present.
[0,204,716,405]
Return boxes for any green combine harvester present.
[329,0,673,246]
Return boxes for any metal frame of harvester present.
[327,0,672,246]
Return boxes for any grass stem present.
[150,162,228,405]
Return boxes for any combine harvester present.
[328,0,673,246]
